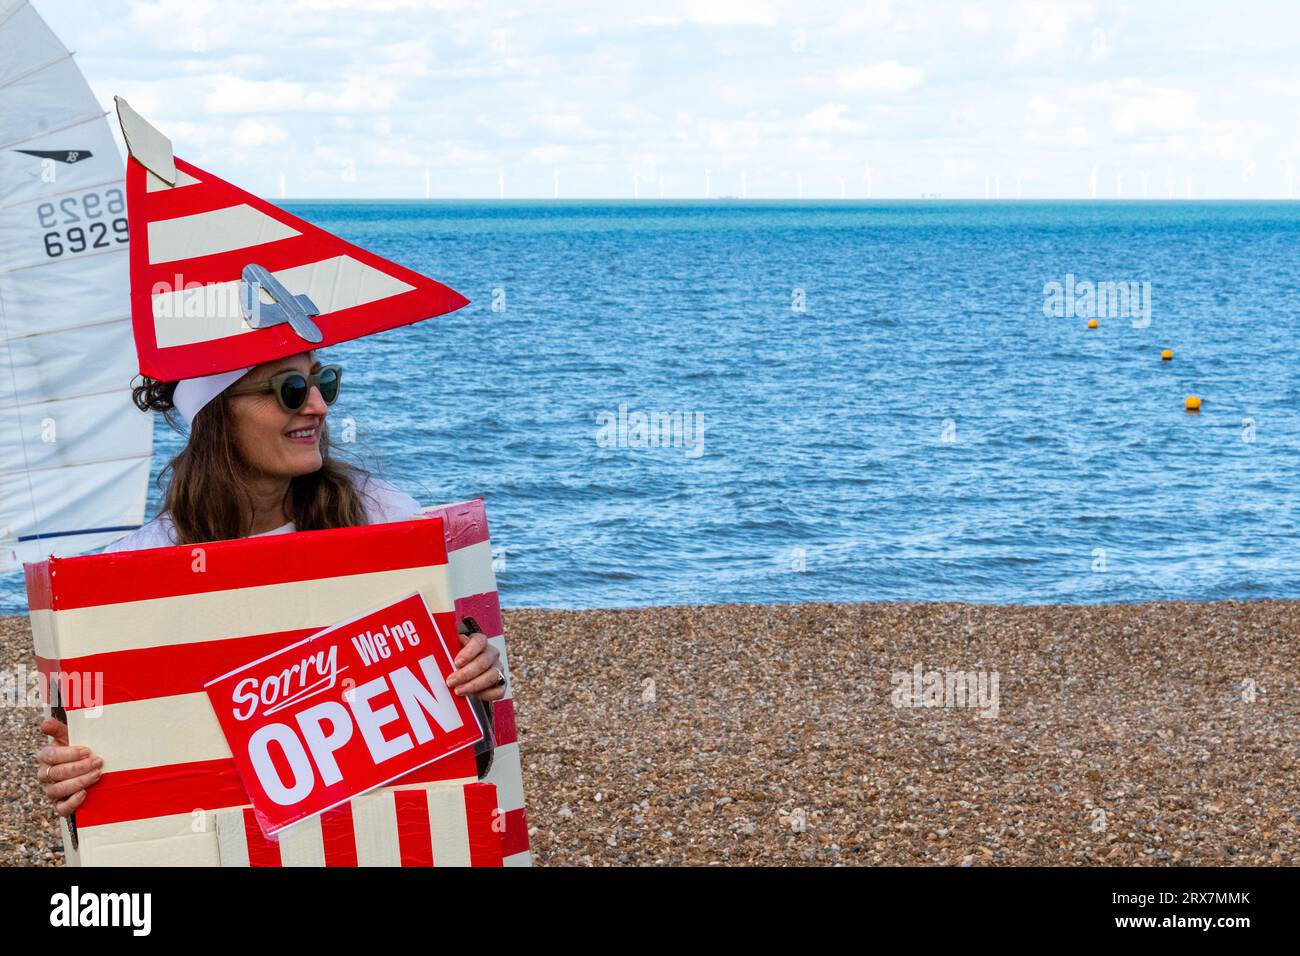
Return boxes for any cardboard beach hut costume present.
[24,102,531,866]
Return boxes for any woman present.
[34,349,504,817]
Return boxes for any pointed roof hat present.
[114,97,469,421]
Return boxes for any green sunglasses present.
[228,364,343,413]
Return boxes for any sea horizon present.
[253,197,1300,204]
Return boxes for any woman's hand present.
[36,717,103,817]
[447,623,506,702]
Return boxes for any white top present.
[103,476,421,554]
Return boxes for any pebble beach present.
[2,601,1296,866]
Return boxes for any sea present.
[4,200,1299,614]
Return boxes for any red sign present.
[204,591,483,837]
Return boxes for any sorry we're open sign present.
[204,591,484,836]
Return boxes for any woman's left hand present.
[447,625,507,702]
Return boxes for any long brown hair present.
[132,377,370,545]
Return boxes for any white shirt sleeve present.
[102,515,178,554]
[356,476,423,524]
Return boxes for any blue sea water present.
[4,200,1300,613]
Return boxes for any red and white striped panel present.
[125,154,468,381]
[422,499,531,867]
[214,783,503,867]
[25,516,482,866]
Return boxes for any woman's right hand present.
[36,717,103,817]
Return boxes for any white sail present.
[0,0,151,571]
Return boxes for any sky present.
[29,0,1300,199]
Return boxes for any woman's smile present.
[284,423,320,445]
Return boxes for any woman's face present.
[228,351,329,479]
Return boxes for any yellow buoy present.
[1161,349,1173,361]
[1087,319,1098,329]
[1185,396,1201,412]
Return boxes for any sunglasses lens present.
[317,367,340,405]
[278,373,309,411]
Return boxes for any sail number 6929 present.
[37,187,129,258]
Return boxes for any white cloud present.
[1110,88,1199,137]
[1006,0,1097,65]
[535,114,597,139]
[231,118,288,146]
[31,0,1300,197]
[836,61,924,95]
[529,145,571,164]
[634,0,780,27]
[802,104,873,136]
[204,72,402,113]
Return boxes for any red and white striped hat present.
[113,97,469,421]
